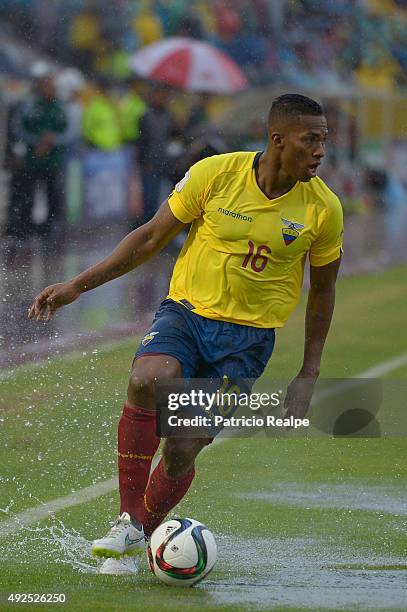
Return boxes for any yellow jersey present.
[167,151,343,329]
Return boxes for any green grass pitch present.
[0,265,406,610]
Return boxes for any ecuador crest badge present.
[281,217,305,246]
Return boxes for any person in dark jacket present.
[137,84,178,224]
[5,63,68,238]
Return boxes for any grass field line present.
[0,478,117,537]
[354,352,407,378]
[0,337,136,380]
[310,351,407,404]
[1,350,406,538]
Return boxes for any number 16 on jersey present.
[242,241,271,273]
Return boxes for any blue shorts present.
[135,299,275,380]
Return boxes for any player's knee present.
[127,356,181,407]
[127,371,159,405]
[128,371,155,396]
[163,438,206,477]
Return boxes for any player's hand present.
[283,374,317,424]
[28,282,81,321]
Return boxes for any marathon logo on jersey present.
[281,217,305,246]
[218,207,253,222]
[142,331,159,346]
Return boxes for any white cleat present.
[92,512,145,559]
[99,556,139,575]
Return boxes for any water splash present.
[1,515,100,573]
[0,475,101,573]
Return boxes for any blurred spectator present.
[138,84,179,222]
[214,0,242,41]
[133,5,164,47]
[184,92,212,144]
[183,133,228,176]
[56,67,86,154]
[35,0,58,55]
[67,3,102,75]
[4,62,68,239]
[4,102,24,230]
[383,169,407,245]
[155,0,190,36]
[119,77,147,227]
[356,49,400,90]
[82,80,122,150]
[119,78,147,146]
[362,159,407,247]
[175,10,205,38]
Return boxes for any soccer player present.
[29,94,343,574]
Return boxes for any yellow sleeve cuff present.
[309,247,343,267]
[168,192,196,224]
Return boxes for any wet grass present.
[1,265,407,610]
[1,437,406,610]
[1,436,406,610]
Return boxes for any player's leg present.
[118,354,182,520]
[92,353,181,560]
[93,300,201,566]
[140,436,209,538]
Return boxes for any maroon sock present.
[118,402,160,523]
[140,458,195,537]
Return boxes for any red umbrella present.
[130,37,248,94]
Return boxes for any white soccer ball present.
[147,518,217,587]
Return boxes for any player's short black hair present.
[268,94,323,126]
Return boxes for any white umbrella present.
[130,37,248,94]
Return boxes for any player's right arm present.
[28,201,186,321]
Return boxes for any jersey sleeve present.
[309,193,344,267]
[167,157,215,223]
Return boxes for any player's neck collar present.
[252,151,263,169]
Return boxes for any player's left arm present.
[302,256,341,377]
[283,256,341,421]
[284,190,343,421]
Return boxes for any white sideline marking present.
[312,352,407,404]
[311,352,407,405]
[0,352,406,537]
[356,352,407,378]
[0,479,117,537]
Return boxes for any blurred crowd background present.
[2,0,407,88]
[0,0,407,363]
[0,0,406,249]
